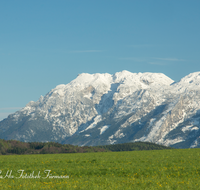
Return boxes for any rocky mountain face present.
[0,70,200,148]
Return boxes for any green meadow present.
[0,148,200,189]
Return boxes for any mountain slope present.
[0,70,200,148]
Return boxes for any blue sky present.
[0,0,200,121]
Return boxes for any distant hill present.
[0,139,172,155]
[0,139,107,155]
[97,142,173,152]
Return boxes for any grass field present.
[0,148,200,189]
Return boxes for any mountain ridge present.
[0,70,200,148]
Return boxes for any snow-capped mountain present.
[0,70,200,148]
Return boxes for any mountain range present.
[1,70,200,148]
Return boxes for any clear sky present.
[0,0,200,121]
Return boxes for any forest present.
[0,139,172,155]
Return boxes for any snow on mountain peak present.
[179,72,200,84]
[36,70,175,110]
[69,72,113,90]
[111,71,174,95]
[172,72,200,92]
[49,71,174,97]
[53,84,67,96]
[140,72,174,86]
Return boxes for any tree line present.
[0,139,172,155]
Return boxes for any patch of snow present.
[83,93,92,99]
[108,135,117,144]
[80,115,102,133]
[99,125,110,135]
[163,137,184,146]
[113,129,125,138]
[182,126,199,133]
[190,136,200,148]
[145,114,168,142]
[134,136,147,142]
[30,129,35,136]
[53,85,66,96]
[148,118,156,128]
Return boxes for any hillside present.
[0,139,106,155]
[0,139,171,155]
[97,142,173,152]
